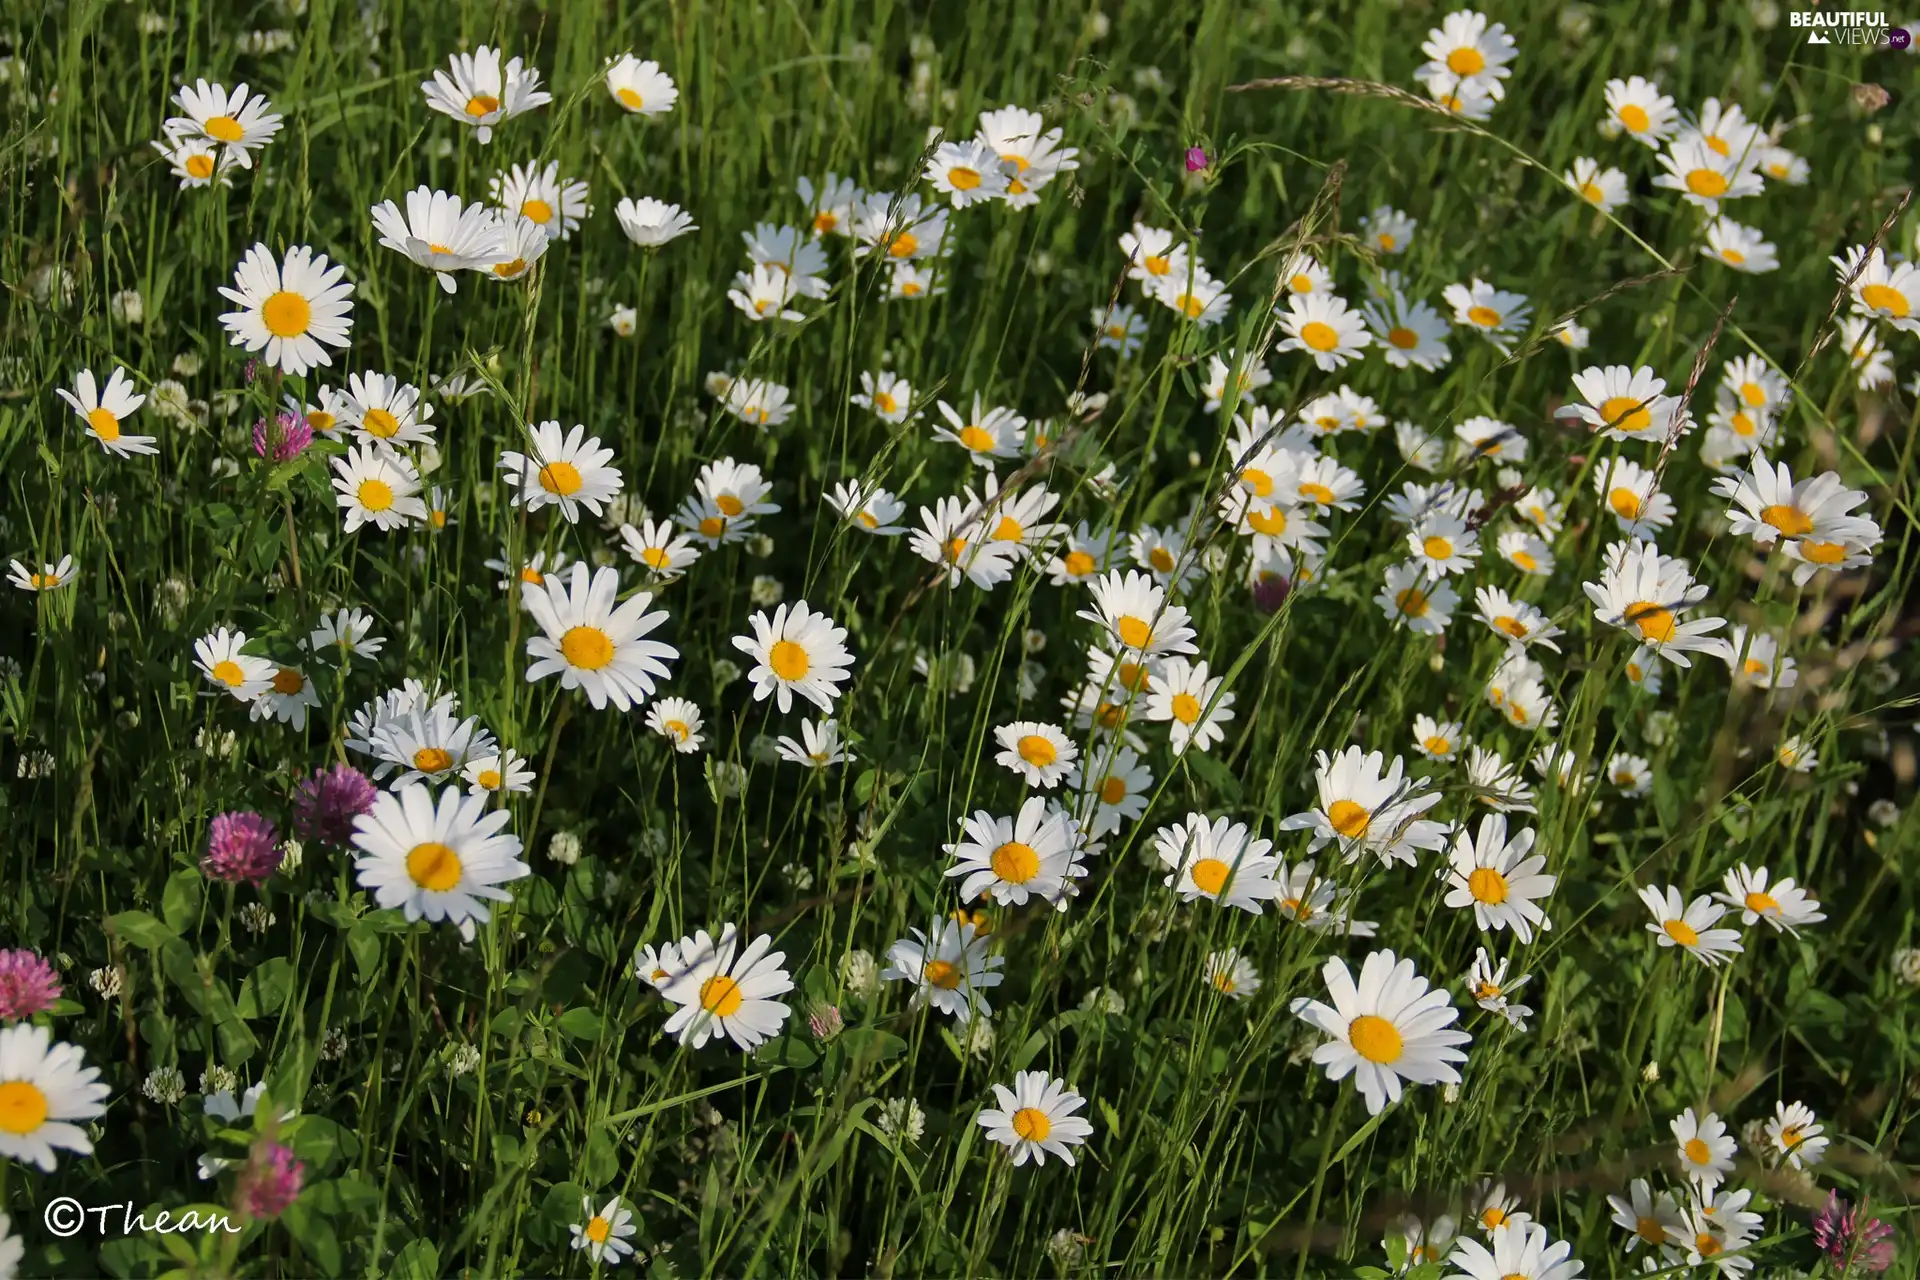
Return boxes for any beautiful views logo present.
[1788,9,1909,45]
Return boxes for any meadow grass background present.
[2,0,1918,1275]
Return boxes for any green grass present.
[1,0,1917,1276]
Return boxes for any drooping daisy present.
[1442,278,1531,352]
[1445,1221,1583,1280]
[1473,586,1563,652]
[1702,218,1778,273]
[1683,1187,1764,1271]
[1465,948,1532,1031]
[332,444,427,533]
[152,128,236,188]
[499,422,622,523]
[522,563,676,712]
[217,243,355,375]
[1672,1107,1738,1193]
[1375,561,1459,635]
[489,160,589,242]
[1639,884,1744,966]
[645,697,706,754]
[1603,75,1677,146]
[1715,863,1824,934]
[420,45,551,144]
[1280,745,1448,868]
[1443,814,1556,943]
[882,917,1004,1024]
[165,79,282,167]
[1718,625,1796,690]
[1840,246,1920,332]
[853,191,949,262]
[775,718,852,769]
[1765,1100,1828,1170]
[350,782,530,940]
[1362,289,1453,371]
[826,480,909,536]
[55,367,155,457]
[658,926,794,1051]
[604,54,678,116]
[733,600,852,714]
[0,1024,111,1171]
[1204,949,1261,1000]
[1143,657,1234,755]
[485,546,571,593]
[1779,517,1882,586]
[728,264,807,323]
[1079,570,1198,657]
[1412,714,1467,761]
[1289,949,1470,1116]
[1653,136,1763,214]
[370,187,509,293]
[1565,157,1629,212]
[569,1196,638,1266]
[1154,813,1282,912]
[461,749,535,797]
[975,103,1079,206]
[1607,1179,1684,1255]
[1277,291,1372,370]
[1497,529,1555,577]
[993,720,1077,789]
[977,1071,1094,1167]
[1200,349,1273,414]
[1583,540,1724,666]
[1361,205,1417,255]
[8,555,76,592]
[1593,458,1677,539]
[1429,75,1498,121]
[615,196,698,247]
[1566,364,1678,444]
[909,497,1019,591]
[1066,745,1153,837]
[945,795,1081,907]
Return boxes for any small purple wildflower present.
[293,763,377,847]
[253,412,314,462]
[1251,571,1290,615]
[1184,146,1209,173]
[236,1139,305,1219]
[0,948,62,1020]
[1814,1190,1896,1274]
[203,811,281,886]
[806,1001,844,1042]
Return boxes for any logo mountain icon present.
[1807,29,1831,43]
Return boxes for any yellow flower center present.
[768,639,810,681]
[886,231,919,259]
[1743,658,1768,676]
[1348,1014,1403,1064]
[309,411,337,434]
[957,425,996,453]
[1628,602,1676,643]
[1599,394,1652,434]
[1685,169,1729,198]
[1063,550,1095,578]
[1493,615,1529,639]
[1011,1107,1052,1142]
[205,114,245,142]
[665,721,689,743]
[1684,1136,1713,1165]
[872,391,898,415]
[1422,535,1454,561]
[1704,134,1731,157]
[1176,293,1207,319]
[1189,857,1231,895]
[1512,550,1538,571]
[1446,46,1486,76]
[615,86,646,110]
[1760,504,1812,536]
[1393,587,1429,619]
[357,479,395,512]
[1636,1216,1666,1245]
[585,1216,612,1243]
[261,290,311,338]
[948,166,982,191]
[1289,273,1316,294]
[464,94,501,117]
[271,668,305,695]
[1860,283,1910,317]
[1468,866,1509,904]
[1170,692,1202,725]
[210,659,246,687]
[1579,181,1606,205]
[990,841,1040,884]
[812,210,837,234]
[1115,615,1152,649]
[493,258,529,279]
[561,625,615,670]
[477,769,503,790]
[1298,321,1340,352]
[520,567,545,585]
[1618,103,1650,133]
[1721,248,1746,265]
[521,198,554,224]
[1481,1207,1508,1230]
[1467,305,1503,328]
[923,959,961,989]
[538,461,583,496]
[406,841,463,891]
[1663,918,1699,946]
[1247,506,1288,536]
[993,516,1024,543]
[362,407,401,439]
[641,546,672,569]
[1424,735,1453,755]
[185,153,216,179]
[1609,488,1644,520]
[1017,734,1057,767]
[1695,1233,1721,1257]
[1744,890,1780,915]
[0,1080,49,1134]
[700,516,727,539]
[1387,326,1419,349]
[1328,799,1371,838]
[1143,254,1170,275]
[87,406,121,441]
[1798,540,1848,565]
[413,747,453,773]
[700,975,744,1017]
[1240,467,1273,497]
[1148,547,1176,573]
[1099,776,1128,804]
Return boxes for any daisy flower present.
[976,1071,1094,1166]
[1603,76,1677,146]
[1779,518,1882,586]
[1719,625,1796,690]
[1376,561,1459,635]
[1607,1178,1684,1254]
[615,196,698,246]
[1154,813,1282,912]
[370,187,508,293]
[250,665,320,730]
[993,721,1077,788]
[499,422,622,523]
[1608,753,1653,796]
[350,783,530,941]
[0,1024,111,1171]
[797,173,862,236]
[1412,714,1466,761]
[851,370,917,423]
[217,243,354,375]
[1550,317,1589,350]
[489,160,589,241]
[1702,218,1778,273]
[1429,76,1497,121]
[152,128,236,188]
[1443,814,1556,943]
[1565,157,1629,212]
[1407,513,1481,579]
[945,795,1081,907]
[1594,458,1677,539]
[733,600,852,714]
[331,445,428,533]
[1361,205,1417,255]
[1715,863,1824,934]
[1415,9,1516,100]
[486,546,570,592]
[975,103,1079,206]
[55,367,154,457]
[522,564,676,712]
[1473,586,1563,651]
[826,480,909,536]
[1653,136,1763,214]
[881,917,1004,1024]
[1362,289,1453,371]
[925,137,1009,207]
[420,45,550,144]
[8,555,75,592]
[1442,278,1531,352]
[775,718,852,769]
[1200,350,1273,413]
[646,697,706,754]
[1276,291,1372,370]
[1711,456,1871,548]
[717,376,792,430]
[1465,948,1532,1031]
[1758,144,1809,185]
[1065,745,1153,836]
[728,264,807,323]
[570,1197,637,1266]
[1151,267,1231,326]
[1280,745,1447,868]
[1672,1107,1737,1193]
[604,55,677,116]
[334,371,434,449]
[1093,303,1148,356]
[462,749,535,797]
[909,498,1018,591]
[1840,246,1920,332]
[1046,522,1118,586]
[1118,223,1190,292]
[1684,98,1763,165]
[1289,949,1470,1116]
[1640,884,1744,966]
[165,79,281,167]
[1765,1100,1828,1169]
[1278,250,1332,296]
[1205,949,1261,999]
[1496,530,1554,577]
[1566,364,1679,444]
[1144,657,1234,755]
[1079,570,1199,657]
[370,701,498,788]
[1446,1221,1583,1280]
[658,926,794,1051]
[933,395,1026,466]
[1583,540,1724,666]
[619,518,701,581]
[485,216,551,280]
[1684,1187,1764,1271]
[1289,454,1366,512]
